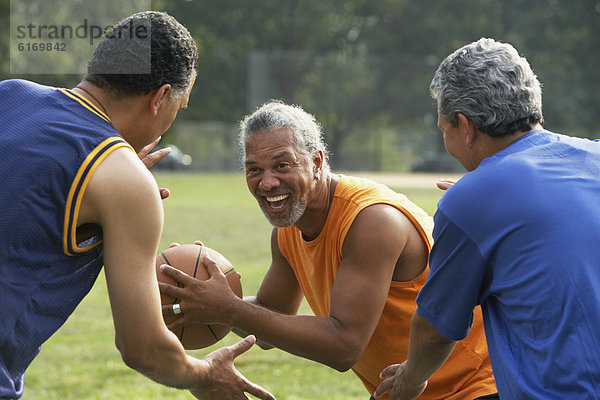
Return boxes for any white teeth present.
[266,194,289,202]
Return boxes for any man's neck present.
[72,81,110,117]
[473,124,543,170]
[296,173,339,242]
[492,124,541,152]
[72,81,148,151]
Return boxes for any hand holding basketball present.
[156,244,242,349]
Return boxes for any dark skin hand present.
[375,361,428,400]
[137,136,171,200]
[159,253,239,327]
[189,335,276,400]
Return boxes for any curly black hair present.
[85,11,198,97]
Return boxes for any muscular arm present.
[81,148,207,387]
[240,205,418,370]
[81,149,275,400]
[233,228,305,349]
[256,228,305,315]
[164,204,423,372]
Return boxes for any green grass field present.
[22,172,446,400]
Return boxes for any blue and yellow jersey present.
[0,79,134,398]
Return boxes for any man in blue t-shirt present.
[375,38,600,400]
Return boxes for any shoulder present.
[80,146,160,225]
[0,79,54,108]
[436,158,526,238]
[91,147,157,196]
[0,79,34,90]
[332,175,433,245]
[347,203,417,248]
[336,174,392,200]
[334,175,413,214]
[0,79,54,97]
[354,202,409,225]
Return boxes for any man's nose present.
[259,170,280,192]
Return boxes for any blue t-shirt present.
[0,79,133,399]
[416,130,600,399]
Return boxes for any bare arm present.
[233,228,305,349]
[233,225,315,350]
[137,135,171,199]
[257,228,306,316]
[82,148,273,400]
[161,204,415,371]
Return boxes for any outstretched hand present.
[374,362,427,400]
[137,136,171,200]
[190,335,276,400]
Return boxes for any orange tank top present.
[278,175,496,399]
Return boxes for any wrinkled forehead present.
[244,128,306,164]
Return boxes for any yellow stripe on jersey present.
[57,89,111,123]
[63,137,135,256]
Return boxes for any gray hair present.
[430,38,544,137]
[239,100,330,171]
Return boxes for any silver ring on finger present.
[172,303,182,315]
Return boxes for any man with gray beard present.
[159,101,498,399]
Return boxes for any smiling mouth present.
[265,193,290,210]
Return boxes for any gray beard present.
[261,194,308,228]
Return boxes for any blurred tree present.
[3,0,597,170]
[163,0,352,121]
[0,0,165,86]
[168,0,597,171]
[0,0,10,80]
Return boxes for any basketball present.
[155,244,243,349]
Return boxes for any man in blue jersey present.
[375,38,600,399]
[0,11,273,400]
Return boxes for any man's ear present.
[150,84,172,116]
[457,113,478,148]
[312,150,325,177]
